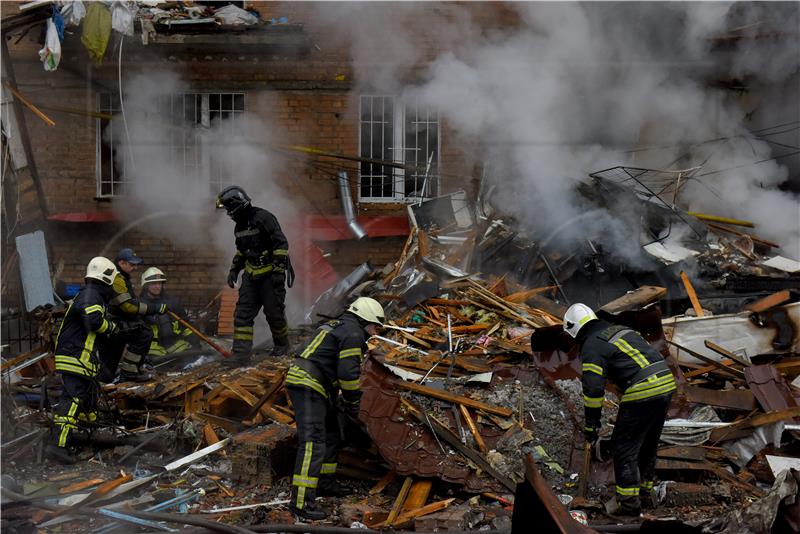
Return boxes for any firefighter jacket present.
[285,314,366,406]
[579,320,676,432]
[54,280,118,377]
[229,206,289,277]
[109,270,162,317]
[140,291,194,353]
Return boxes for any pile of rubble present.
[3,176,800,532]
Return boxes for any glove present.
[584,425,598,446]
[227,269,240,289]
[107,320,120,335]
[117,321,146,336]
[273,255,289,272]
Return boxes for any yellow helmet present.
[347,297,385,325]
[141,267,167,286]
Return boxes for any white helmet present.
[85,257,118,286]
[141,267,167,286]
[563,303,598,338]
[347,297,385,326]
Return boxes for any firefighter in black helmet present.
[216,185,293,366]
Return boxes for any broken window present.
[96,92,245,198]
[359,95,439,202]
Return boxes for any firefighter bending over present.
[102,248,167,382]
[564,303,676,516]
[47,257,121,464]
[216,185,293,366]
[285,297,384,520]
[140,267,198,359]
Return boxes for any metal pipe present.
[122,511,256,534]
[337,171,367,240]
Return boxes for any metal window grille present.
[359,95,439,202]
[96,92,245,198]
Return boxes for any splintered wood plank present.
[385,477,414,526]
[202,423,226,457]
[392,498,456,527]
[401,480,432,513]
[58,478,104,494]
[369,470,396,495]
[184,387,205,415]
[744,290,792,313]
[396,380,513,417]
[680,272,704,317]
[504,286,556,304]
[459,405,488,454]
[599,286,667,315]
[222,381,293,424]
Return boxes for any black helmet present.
[216,185,251,218]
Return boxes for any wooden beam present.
[680,271,704,317]
[396,380,513,417]
[402,480,433,513]
[667,340,745,380]
[403,399,516,492]
[369,470,396,495]
[706,222,779,249]
[391,498,455,527]
[599,286,667,315]
[459,404,488,454]
[744,290,792,313]
[385,476,414,526]
[703,340,752,367]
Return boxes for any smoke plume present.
[310,1,800,261]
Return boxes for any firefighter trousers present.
[98,323,153,381]
[52,373,98,449]
[611,393,672,512]
[287,386,341,510]
[232,271,288,358]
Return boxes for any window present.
[359,95,439,202]
[96,92,245,197]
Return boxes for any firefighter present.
[101,248,167,383]
[285,297,384,520]
[564,303,677,515]
[46,257,121,464]
[140,267,198,359]
[216,185,293,366]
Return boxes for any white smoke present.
[110,71,310,339]
[309,1,800,261]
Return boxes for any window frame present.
[358,94,441,203]
[95,91,246,198]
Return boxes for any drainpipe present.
[338,171,367,240]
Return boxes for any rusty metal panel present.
[358,356,502,492]
[512,454,598,534]
[744,364,799,414]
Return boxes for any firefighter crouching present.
[140,267,198,359]
[564,303,677,516]
[46,257,122,464]
[285,297,385,520]
[100,248,167,383]
[216,185,294,366]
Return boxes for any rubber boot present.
[317,477,350,497]
[290,503,326,521]
[617,495,642,516]
[270,339,290,357]
[45,444,77,465]
[223,353,251,368]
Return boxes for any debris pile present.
[2,183,800,532]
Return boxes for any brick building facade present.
[1,1,484,314]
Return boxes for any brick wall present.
[1,1,500,311]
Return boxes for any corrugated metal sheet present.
[15,230,54,312]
